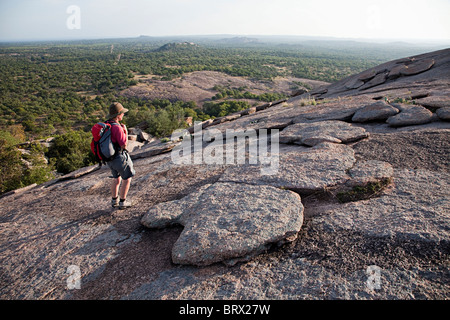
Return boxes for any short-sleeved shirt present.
[105,120,135,179]
[106,120,127,148]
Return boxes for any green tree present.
[0,138,24,194]
[203,101,250,118]
[0,131,54,195]
[46,130,96,174]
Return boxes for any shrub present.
[46,130,96,174]
[202,101,251,118]
[0,134,54,195]
[336,178,392,203]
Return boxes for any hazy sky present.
[1,0,449,42]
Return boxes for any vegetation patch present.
[0,129,54,194]
[296,97,317,106]
[211,85,287,102]
[336,178,392,203]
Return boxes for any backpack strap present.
[105,121,121,129]
[105,120,123,156]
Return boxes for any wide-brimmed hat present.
[108,102,129,120]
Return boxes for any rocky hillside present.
[121,70,327,107]
[155,42,200,52]
[1,48,449,300]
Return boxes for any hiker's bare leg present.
[111,177,121,198]
[119,177,131,200]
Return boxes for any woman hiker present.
[106,102,135,209]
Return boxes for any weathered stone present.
[186,119,214,133]
[358,69,377,81]
[255,102,272,111]
[292,102,363,122]
[348,160,394,184]
[389,103,411,112]
[141,182,304,266]
[220,142,356,193]
[223,113,242,121]
[280,120,369,145]
[292,88,309,96]
[400,59,435,76]
[60,164,101,180]
[126,140,144,153]
[208,95,373,133]
[130,139,179,159]
[240,107,257,116]
[352,129,450,172]
[310,87,328,96]
[0,183,37,199]
[388,64,408,80]
[388,59,435,80]
[387,105,433,127]
[316,48,450,101]
[345,77,364,89]
[436,107,450,120]
[127,127,139,135]
[358,72,388,90]
[415,95,449,109]
[202,119,214,129]
[128,127,153,143]
[211,117,226,126]
[352,101,400,122]
[138,130,153,143]
[313,169,449,242]
[301,135,342,146]
[386,59,435,81]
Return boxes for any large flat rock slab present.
[386,105,433,127]
[313,48,450,100]
[352,101,400,122]
[130,139,179,160]
[220,142,356,193]
[416,95,450,109]
[279,120,369,146]
[436,107,450,121]
[393,59,435,77]
[348,160,394,184]
[141,182,304,266]
[209,95,374,133]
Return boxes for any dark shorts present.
[107,151,135,180]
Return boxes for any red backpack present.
[91,122,119,163]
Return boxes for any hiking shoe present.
[119,199,133,210]
[111,198,119,208]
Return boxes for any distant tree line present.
[211,85,286,102]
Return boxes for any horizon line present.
[1,34,450,45]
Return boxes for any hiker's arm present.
[121,124,128,135]
[111,125,128,150]
[120,124,128,150]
